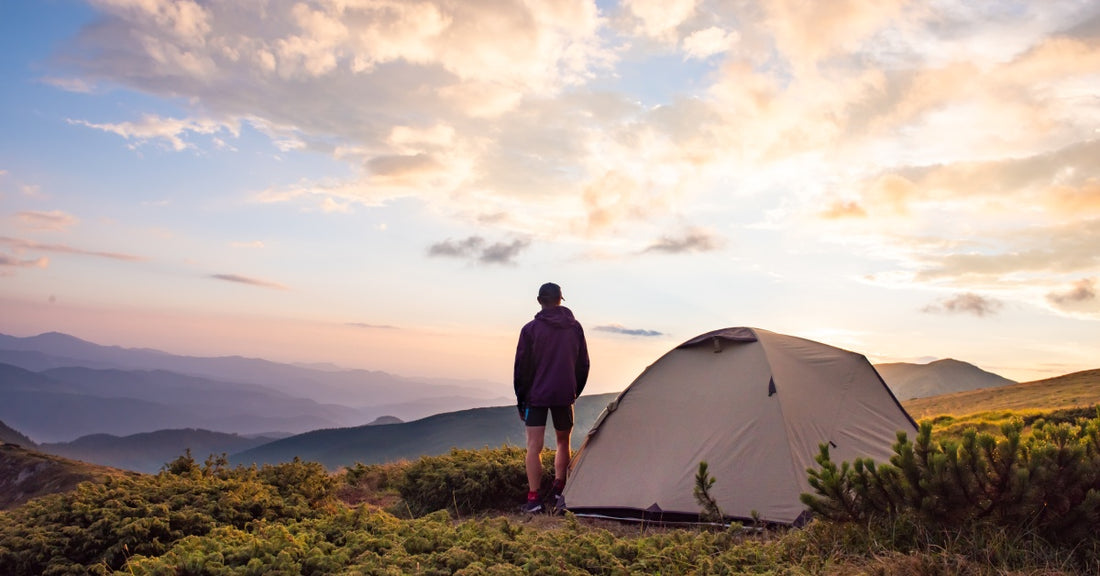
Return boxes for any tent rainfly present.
[563,327,918,525]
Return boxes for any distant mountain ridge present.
[231,359,1024,471]
[0,331,1025,475]
[1,366,1096,512]
[42,429,278,474]
[876,358,1016,401]
[0,332,505,409]
[0,331,511,443]
[0,362,359,443]
[232,393,620,470]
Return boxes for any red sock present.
[553,479,566,493]
[527,490,539,502]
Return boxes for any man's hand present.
[517,402,526,422]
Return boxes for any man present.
[514,282,590,514]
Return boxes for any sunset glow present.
[2,0,1098,393]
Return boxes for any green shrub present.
[343,460,406,492]
[802,414,1100,551]
[398,446,555,517]
[2,438,1096,576]
[692,461,722,522]
[0,454,336,575]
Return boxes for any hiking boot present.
[519,499,544,514]
[551,494,566,515]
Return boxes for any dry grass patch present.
[904,369,1100,420]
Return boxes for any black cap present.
[538,282,564,301]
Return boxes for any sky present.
[1,0,1098,394]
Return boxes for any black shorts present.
[523,405,574,431]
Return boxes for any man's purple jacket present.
[514,305,590,408]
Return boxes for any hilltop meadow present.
[2,369,1100,575]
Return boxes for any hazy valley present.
[0,330,1071,477]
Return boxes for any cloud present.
[16,210,79,231]
[643,228,724,254]
[365,153,448,187]
[427,236,531,265]
[319,197,351,213]
[230,240,265,248]
[41,76,95,93]
[56,0,1100,274]
[846,140,1100,219]
[594,324,664,337]
[624,0,698,43]
[763,0,911,70]
[90,0,212,40]
[1047,278,1097,306]
[0,236,143,261]
[912,218,1100,282]
[819,200,867,220]
[428,236,485,258]
[0,253,49,269]
[346,322,397,330]
[808,136,1100,298]
[922,293,1004,317]
[56,0,636,231]
[682,27,737,60]
[209,273,288,290]
[68,114,237,151]
[479,239,531,264]
[69,0,610,112]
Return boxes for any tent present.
[563,327,918,525]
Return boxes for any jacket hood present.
[534,305,579,328]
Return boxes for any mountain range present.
[0,331,509,442]
[223,358,1022,470]
[0,331,507,407]
[233,393,619,469]
[40,429,277,474]
[5,365,1099,511]
[0,330,1028,475]
[875,358,1016,400]
[0,362,359,442]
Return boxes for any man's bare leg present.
[554,428,571,484]
[526,425,546,493]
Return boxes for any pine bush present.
[398,446,556,517]
[0,453,336,575]
[692,461,723,522]
[801,414,1100,547]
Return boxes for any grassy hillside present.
[0,421,35,448]
[234,393,618,469]
[0,443,137,509]
[901,368,1100,438]
[903,368,1100,419]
